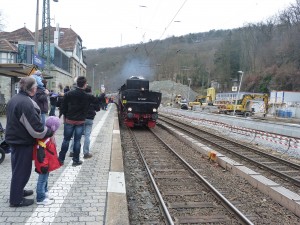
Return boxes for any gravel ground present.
[153,125,300,224]
[150,80,198,105]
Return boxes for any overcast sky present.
[0,0,295,49]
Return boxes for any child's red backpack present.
[33,138,61,174]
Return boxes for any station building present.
[0,24,86,104]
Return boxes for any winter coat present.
[33,137,61,174]
[86,96,101,120]
[32,88,49,114]
[50,93,58,106]
[5,91,51,145]
[60,87,98,121]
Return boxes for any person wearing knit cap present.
[33,116,61,205]
[6,76,53,207]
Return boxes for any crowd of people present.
[5,71,106,207]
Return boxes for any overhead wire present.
[147,0,188,55]
[158,0,188,41]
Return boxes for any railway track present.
[121,123,300,224]
[158,115,300,193]
[127,127,253,224]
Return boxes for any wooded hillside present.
[84,0,300,95]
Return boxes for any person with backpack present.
[33,116,61,205]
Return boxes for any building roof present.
[57,27,81,51]
[0,39,17,52]
[0,26,81,52]
[0,27,35,42]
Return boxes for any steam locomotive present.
[118,76,162,128]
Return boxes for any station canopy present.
[0,63,52,79]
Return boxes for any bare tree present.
[0,11,4,31]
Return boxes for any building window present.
[76,43,80,57]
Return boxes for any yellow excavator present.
[188,87,216,109]
[188,95,206,109]
[224,94,269,117]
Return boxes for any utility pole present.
[233,71,244,115]
[187,78,191,103]
[93,64,98,94]
[42,0,50,73]
[41,0,58,76]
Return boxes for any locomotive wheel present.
[0,147,5,164]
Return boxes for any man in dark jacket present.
[58,76,98,166]
[5,76,53,207]
[99,93,106,110]
[69,85,100,159]
[49,91,58,116]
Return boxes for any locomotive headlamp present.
[153,108,157,112]
[128,107,133,112]
[141,87,145,91]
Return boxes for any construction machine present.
[224,94,269,117]
[188,95,205,109]
[188,87,216,109]
[174,94,182,104]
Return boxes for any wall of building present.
[0,28,87,104]
[270,91,300,105]
[47,68,74,93]
[0,76,13,103]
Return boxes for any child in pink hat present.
[33,116,61,205]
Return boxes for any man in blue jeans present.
[69,85,100,159]
[58,76,98,166]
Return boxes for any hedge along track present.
[128,127,253,224]
[158,115,300,193]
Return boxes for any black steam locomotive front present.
[119,77,161,128]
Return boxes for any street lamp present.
[92,64,98,93]
[187,78,191,103]
[233,71,244,115]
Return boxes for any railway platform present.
[0,104,129,225]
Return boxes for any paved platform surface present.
[0,104,129,225]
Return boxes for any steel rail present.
[149,128,254,225]
[128,128,174,225]
[159,115,300,187]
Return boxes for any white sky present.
[0,0,295,49]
